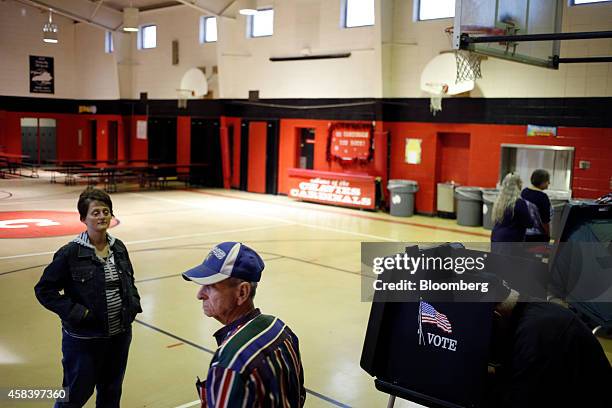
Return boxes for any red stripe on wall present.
[247,121,267,194]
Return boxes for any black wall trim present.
[1,95,610,128]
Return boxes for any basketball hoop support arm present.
[460,30,612,67]
[460,30,612,46]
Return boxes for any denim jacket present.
[35,237,142,338]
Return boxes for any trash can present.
[388,179,419,217]
[481,188,500,230]
[550,199,569,241]
[437,182,459,218]
[455,186,483,226]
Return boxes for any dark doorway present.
[239,122,249,191]
[148,117,177,164]
[20,118,38,163]
[265,121,279,195]
[190,119,223,187]
[238,120,279,195]
[108,121,118,163]
[90,120,97,161]
[298,128,315,170]
[38,119,57,163]
[228,125,234,183]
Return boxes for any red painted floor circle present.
[0,211,119,239]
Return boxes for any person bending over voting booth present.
[361,243,611,408]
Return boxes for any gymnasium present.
[1,0,611,407]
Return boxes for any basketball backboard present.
[453,0,564,68]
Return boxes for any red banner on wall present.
[287,169,375,209]
[327,123,373,163]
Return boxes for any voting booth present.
[361,244,498,408]
[360,243,552,407]
[549,201,612,333]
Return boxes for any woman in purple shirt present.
[491,173,533,254]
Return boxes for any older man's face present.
[196,280,240,324]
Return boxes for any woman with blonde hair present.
[491,173,533,247]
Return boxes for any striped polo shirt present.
[203,308,305,407]
[73,232,123,336]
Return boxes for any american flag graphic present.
[420,301,452,334]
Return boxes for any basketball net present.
[427,83,448,116]
[176,88,194,109]
[455,50,482,83]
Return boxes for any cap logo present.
[211,246,227,260]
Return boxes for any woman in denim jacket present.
[35,187,142,408]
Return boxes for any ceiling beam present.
[15,0,121,31]
[175,0,236,19]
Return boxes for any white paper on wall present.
[137,120,147,140]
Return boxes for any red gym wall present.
[276,119,387,195]
[0,111,135,162]
[1,109,609,214]
[386,122,612,214]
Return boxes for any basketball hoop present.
[425,83,448,116]
[420,52,475,116]
[176,88,193,109]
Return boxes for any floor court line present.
[133,192,398,243]
[187,189,491,238]
[0,224,287,261]
[135,319,351,408]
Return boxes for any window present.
[344,0,375,28]
[200,16,217,43]
[104,31,114,53]
[418,0,455,20]
[571,0,611,4]
[249,9,274,37]
[139,24,157,49]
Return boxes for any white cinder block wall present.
[130,6,219,99]
[74,24,120,100]
[217,0,383,98]
[0,0,611,100]
[0,2,78,98]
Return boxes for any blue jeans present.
[55,328,132,408]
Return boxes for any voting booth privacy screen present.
[550,202,612,330]
[361,244,499,408]
[361,299,495,408]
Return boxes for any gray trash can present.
[455,187,483,226]
[550,199,569,241]
[388,179,419,217]
[481,188,500,230]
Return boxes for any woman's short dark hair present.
[77,187,113,220]
[531,169,550,188]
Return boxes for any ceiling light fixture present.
[123,7,139,32]
[42,9,58,43]
[239,0,257,16]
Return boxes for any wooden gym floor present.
[0,177,610,408]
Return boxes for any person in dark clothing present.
[491,173,533,254]
[35,187,142,408]
[521,169,552,242]
[489,290,611,408]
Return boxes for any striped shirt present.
[202,309,305,408]
[73,232,124,336]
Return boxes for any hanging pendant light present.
[239,0,257,16]
[42,9,58,43]
[123,7,139,32]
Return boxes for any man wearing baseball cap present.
[183,241,306,407]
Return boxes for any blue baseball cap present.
[182,242,265,285]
